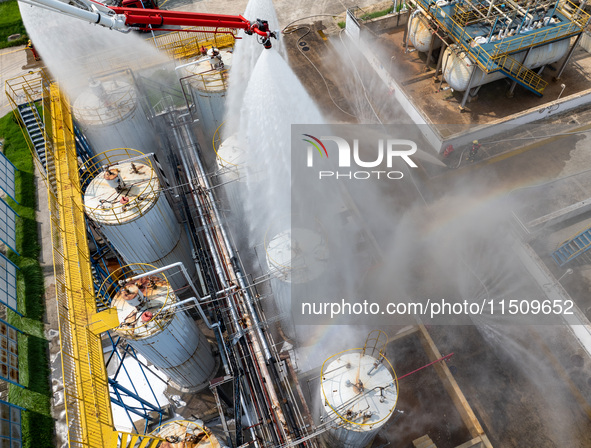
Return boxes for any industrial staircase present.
[495,54,548,96]
[46,83,165,447]
[415,0,590,96]
[16,102,47,170]
[108,431,163,448]
[552,227,591,266]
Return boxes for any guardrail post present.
[554,32,583,80]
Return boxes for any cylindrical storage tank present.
[215,134,247,225]
[265,227,329,285]
[83,149,197,292]
[107,265,217,392]
[265,226,329,338]
[408,11,442,53]
[443,39,570,92]
[320,348,398,448]
[184,50,232,149]
[72,79,158,161]
[151,419,224,447]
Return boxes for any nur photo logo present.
[302,134,418,180]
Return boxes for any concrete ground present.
[0,46,29,117]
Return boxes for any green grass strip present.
[0,1,28,50]
[360,7,394,21]
[0,110,54,448]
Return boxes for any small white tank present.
[109,267,217,392]
[83,150,196,292]
[408,11,441,53]
[443,39,570,92]
[320,348,398,448]
[73,79,158,159]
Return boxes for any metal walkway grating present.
[552,228,591,266]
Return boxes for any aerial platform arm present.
[18,0,279,47]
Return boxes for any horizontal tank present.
[83,149,196,292]
[320,349,398,448]
[408,11,441,53]
[72,79,159,160]
[443,39,570,92]
[151,419,223,448]
[109,266,216,392]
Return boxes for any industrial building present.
[1,0,591,447]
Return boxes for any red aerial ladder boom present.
[19,0,279,48]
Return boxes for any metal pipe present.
[434,41,446,78]
[182,220,207,296]
[174,118,243,337]
[488,16,500,41]
[555,32,583,80]
[405,9,420,54]
[516,7,530,34]
[397,353,455,380]
[425,33,437,70]
[438,50,451,92]
[460,60,478,109]
[182,122,273,362]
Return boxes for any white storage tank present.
[265,227,329,338]
[408,11,441,53]
[443,39,570,92]
[82,149,196,292]
[151,419,223,447]
[320,344,398,448]
[265,227,329,285]
[184,49,232,149]
[72,79,158,160]
[215,134,247,232]
[109,266,217,392]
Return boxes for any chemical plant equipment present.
[103,264,217,391]
[82,149,197,292]
[409,0,590,98]
[150,420,223,447]
[182,49,232,148]
[265,227,329,285]
[265,226,329,337]
[319,331,398,448]
[72,78,159,159]
[408,11,441,53]
[442,39,570,92]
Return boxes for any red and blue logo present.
[302,134,328,158]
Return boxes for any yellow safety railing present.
[419,0,588,74]
[186,68,229,91]
[6,72,166,448]
[109,432,163,448]
[491,1,590,57]
[4,71,48,177]
[496,53,548,93]
[149,27,235,60]
[47,82,115,447]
